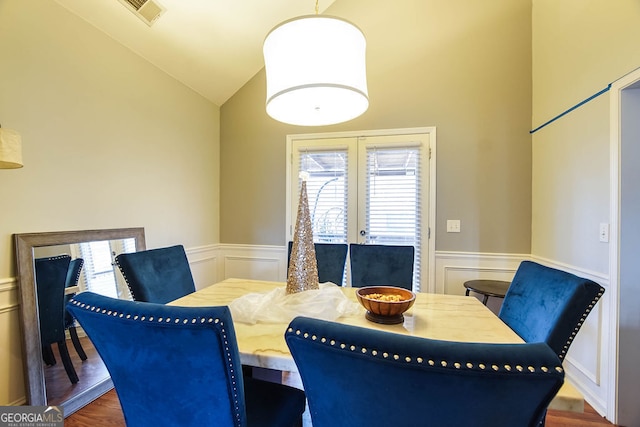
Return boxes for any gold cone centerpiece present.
[286,176,319,294]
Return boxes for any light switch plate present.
[447,220,461,233]
[599,223,609,243]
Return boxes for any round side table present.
[464,279,510,305]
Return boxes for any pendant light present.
[0,125,23,169]
[263,1,368,126]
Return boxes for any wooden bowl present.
[356,286,416,324]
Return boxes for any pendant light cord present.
[315,0,319,15]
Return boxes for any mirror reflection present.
[15,228,146,416]
[34,239,136,407]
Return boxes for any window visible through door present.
[72,238,137,299]
[287,130,434,291]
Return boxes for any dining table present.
[169,277,584,414]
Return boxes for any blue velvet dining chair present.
[67,292,306,427]
[286,316,564,427]
[63,258,87,361]
[287,241,348,285]
[35,255,79,384]
[499,260,605,360]
[115,244,196,304]
[349,243,415,290]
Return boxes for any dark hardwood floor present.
[65,389,124,426]
[45,336,109,406]
[546,405,618,427]
[64,388,616,427]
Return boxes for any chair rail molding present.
[0,277,19,310]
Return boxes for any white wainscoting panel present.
[2,246,609,415]
[434,251,527,315]
[218,244,288,283]
[185,244,219,290]
[0,278,27,405]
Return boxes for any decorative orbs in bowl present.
[355,286,416,324]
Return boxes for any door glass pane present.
[365,147,421,288]
[299,150,348,243]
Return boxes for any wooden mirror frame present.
[14,227,146,415]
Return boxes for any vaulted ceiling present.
[53,0,338,106]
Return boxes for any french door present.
[287,130,433,291]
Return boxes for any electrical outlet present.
[447,220,461,233]
[599,223,609,243]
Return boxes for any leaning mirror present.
[14,228,146,416]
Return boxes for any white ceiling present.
[53,0,338,106]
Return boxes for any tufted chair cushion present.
[68,292,305,427]
[286,316,564,427]
[499,261,605,360]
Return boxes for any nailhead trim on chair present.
[45,255,70,261]
[72,260,84,285]
[114,258,138,301]
[287,326,564,375]
[69,299,244,426]
[558,287,605,360]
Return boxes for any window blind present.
[78,240,118,298]
[365,147,422,290]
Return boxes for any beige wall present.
[221,0,533,253]
[0,0,221,274]
[531,0,640,271]
[0,0,220,404]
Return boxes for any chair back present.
[35,255,72,345]
[115,245,195,303]
[286,316,564,427]
[349,243,414,289]
[64,258,84,328]
[499,261,605,360]
[288,241,348,285]
[65,258,84,288]
[67,292,248,427]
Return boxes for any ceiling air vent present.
[118,0,165,26]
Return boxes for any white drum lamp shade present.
[0,127,23,169]
[263,15,368,126]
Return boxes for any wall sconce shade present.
[0,127,23,169]
[263,15,368,126]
